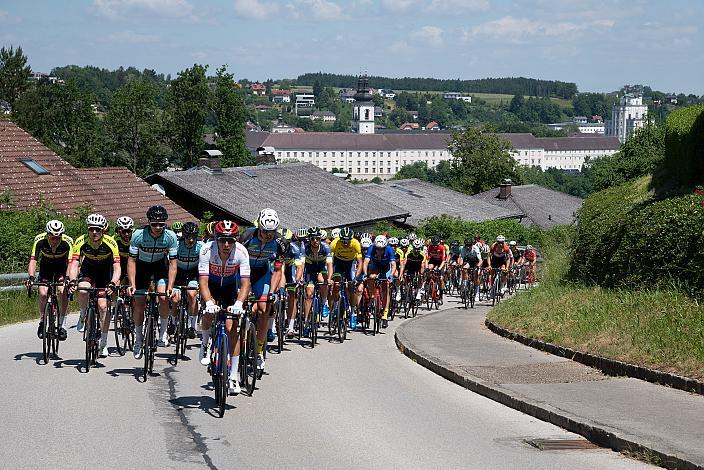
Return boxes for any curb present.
[395,309,701,470]
[485,319,704,396]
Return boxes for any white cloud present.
[463,15,612,42]
[388,40,413,54]
[412,25,444,46]
[191,50,208,60]
[428,0,489,13]
[108,30,160,43]
[382,0,419,12]
[93,0,194,19]
[298,0,346,19]
[234,0,277,19]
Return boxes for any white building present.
[295,93,315,116]
[311,110,337,122]
[443,92,471,103]
[500,133,620,171]
[352,75,375,135]
[547,122,606,134]
[606,94,648,143]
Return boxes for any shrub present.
[658,104,704,190]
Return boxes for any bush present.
[658,104,704,190]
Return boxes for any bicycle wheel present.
[50,301,60,357]
[310,297,318,348]
[338,299,347,343]
[84,307,96,372]
[41,302,52,364]
[143,316,152,380]
[469,281,476,309]
[215,333,228,417]
[370,297,378,336]
[114,300,126,356]
[328,300,338,337]
[242,321,258,396]
[276,300,285,353]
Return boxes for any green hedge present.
[660,104,704,189]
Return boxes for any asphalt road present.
[1,298,651,469]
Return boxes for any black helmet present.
[464,238,473,246]
[452,239,460,246]
[147,205,168,222]
[307,226,322,238]
[340,227,353,241]
[182,221,199,238]
[431,236,440,245]
[354,231,362,240]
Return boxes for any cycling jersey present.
[524,249,537,262]
[30,233,74,274]
[394,247,407,262]
[283,240,304,267]
[129,227,178,263]
[198,240,250,287]
[405,248,427,264]
[176,239,203,272]
[459,244,481,262]
[304,242,333,265]
[490,242,510,258]
[330,238,362,262]
[365,245,395,266]
[71,234,120,270]
[426,244,446,263]
[239,227,285,274]
[116,236,130,274]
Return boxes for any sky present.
[1,0,702,94]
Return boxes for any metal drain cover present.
[526,438,599,450]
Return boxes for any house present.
[271,121,296,134]
[0,100,11,115]
[250,83,266,96]
[407,110,419,121]
[474,179,583,229]
[295,93,315,116]
[458,96,472,103]
[499,133,619,170]
[0,120,195,223]
[272,89,291,103]
[425,121,439,130]
[591,115,603,123]
[573,116,588,124]
[255,104,273,111]
[400,122,420,130]
[665,95,678,105]
[378,89,396,99]
[310,110,337,122]
[339,89,356,103]
[374,106,384,118]
[358,179,522,228]
[442,92,471,102]
[147,161,410,230]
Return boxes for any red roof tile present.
[0,120,195,224]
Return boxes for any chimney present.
[499,178,512,200]
[256,146,277,166]
[199,150,223,173]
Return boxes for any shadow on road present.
[170,394,226,417]
[13,352,45,364]
[106,367,143,381]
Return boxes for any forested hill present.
[296,73,578,99]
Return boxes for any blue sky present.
[1,0,702,94]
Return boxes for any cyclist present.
[490,235,511,295]
[302,227,333,336]
[509,240,523,267]
[203,221,216,243]
[114,216,134,285]
[68,214,121,358]
[27,220,73,341]
[276,228,304,339]
[523,244,538,282]
[458,238,482,302]
[403,238,427,301]
[198,220,250,395]
[127,205,179,359]
[426,236,447,296]
[362,234,396,328]
[171,221,203,339]
[330,226,362,329]
[238,208,286,373]
[171,221,183,239]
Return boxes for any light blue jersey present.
[129,227,178,263]
[176,239,203,271]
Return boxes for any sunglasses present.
[120,229,133,235]
[87,227,103,233]
[261,229,276,235]
[218,237,236,244]
[150,222,166,228]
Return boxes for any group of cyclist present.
[27,204,538,396]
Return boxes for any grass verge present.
[0,291,78,327]
[488,241,704,380]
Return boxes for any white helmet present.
[86,213,107,228]
[400,238,409,247]
[526,244,533,250]
[331,228,341,239]
[45,220,65,236]
[509,240,516,246]
[296,228,307,239]
[361,232,371,240]
[388,237,399,246]
[407,232,417,241]
[496,235,506,243]
[320,229,328,240]
[374,235,388,248]
[258,208,279,231]
[116,216,134,231]
[361,237,373,249]
[481,244,491,253]
[412,239,423,249]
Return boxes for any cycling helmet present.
[388,237,399,247]
[340,227,353,241]
[103,220,110,231]
[205,221,216,238]
[307,226,322,238]
[86,213,107,228]
[360,237,373,249]
[452,239,460,246]
[214,220,239,237]
[400,238,409,247]
[509,240,517,246]
[330,228,341,239]
[320,229,328,240]
[412,239,423,249]
[374,235,388,248]
[171,221,183,232]
[430,236,440,245]
[280,227,293,240]
[481,244,491,254]
[407,233,417,241]
[116,216,134,231]
[526,244,533,250]
[45,220,65,236]
[361,232,371,240]
[354,231,362,240]
[182,221,199,238]
[258,208,279,231]
[464,238,473,246]
[496,235,506,243]
[296,227,308,239]
[146,205,168,222]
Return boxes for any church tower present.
[351,74,375,134]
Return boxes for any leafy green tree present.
[0,45,32,108]
[393,161,431,181]
[448,127,520,194]
[389,107,410,127]
[428,99,451,126]
[105,78,166,175]
[211,66,251,167]
[312,79,322,98]
[509,94,524,114]
[166,64,209,168]
[372,94,384,108]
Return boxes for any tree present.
[393,161,431,181]
[312,79,322,98]
[372,94,384,108]
[0,45,32,108]
[165,64,209,168]
[105,78,166,175]
[211,66,251,167]
[509,94,524,114]
[448,127,520,194]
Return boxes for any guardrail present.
[0,272,28,292]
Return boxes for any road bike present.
[142,290,168,381]
[29,280,64,364]
[113,286,134,356]
[77,286,110,372]
[328,279,352,343]
[173,285,199,365]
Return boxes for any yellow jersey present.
[330,238,362,262]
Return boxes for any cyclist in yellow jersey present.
[330,227,363,318]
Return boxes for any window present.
[364,161,368,166]
[21,159,50,175]
[365,168,369,173]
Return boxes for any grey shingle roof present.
[259,132,452,151]
[535,136,620,151]
[357,179,523,227]
[474,184,583,229]
[150,163,409,230]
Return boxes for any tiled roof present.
[258,131,451,151]
[0,120,195,223]
[536,135,620,151]
[149,162,410,229]
[358,179,522,227]
[474,184,583,229]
